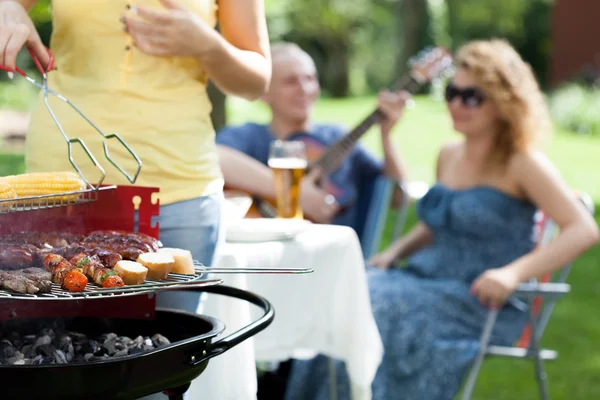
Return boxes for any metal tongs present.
[0,47,142,188]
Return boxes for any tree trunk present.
[324,38,350,98]
[396,0,428,78]
[207,82,227,132]
[445,0,460,51]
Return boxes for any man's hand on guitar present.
[377,90,412,135]
[300,167,340,223]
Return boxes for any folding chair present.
[461,192,596,400]
[360,177,430,260]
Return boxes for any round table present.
[189,223,383,400]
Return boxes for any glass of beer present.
[268,140,307,219]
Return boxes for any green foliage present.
[446,0,552,87]
[549,83,600,136]
[0,153,25,176]
[0,79,39,111]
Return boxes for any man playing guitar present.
[217,42,410,233]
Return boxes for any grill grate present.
[0,185,116,214]
[0,269,222,300]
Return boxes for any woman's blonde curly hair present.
[455,39,551,163]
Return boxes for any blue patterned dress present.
[285,184,538,400]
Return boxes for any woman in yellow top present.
[0,0,270,347]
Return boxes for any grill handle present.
[187,284,274,366]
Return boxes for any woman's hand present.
[470,266,521,309]
[0,1,50,71]
[123,0,220,59]
[367,248,399,270]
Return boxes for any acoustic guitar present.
[225,47,454,219]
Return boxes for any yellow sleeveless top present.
[25,0,223,205]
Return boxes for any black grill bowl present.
[0,285,274,400]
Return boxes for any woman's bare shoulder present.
[436,140,462,178]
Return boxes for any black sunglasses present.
[444,83,486,108]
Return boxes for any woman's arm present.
[508,151,599,280]
[368,143,454,269]
[472,151,599,307]
[125,0,271,101]
[0,0,37,10]
[204,0,271,100]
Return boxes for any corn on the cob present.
[3,172,87,205]
[0,178,18,211]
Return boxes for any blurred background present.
[0,1,599,398]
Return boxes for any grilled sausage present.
[0,244,35,270]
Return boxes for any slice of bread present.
[136,252,174,280]
[157,248,195,275]
[113,260,148,285]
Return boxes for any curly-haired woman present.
[285,39,599,400]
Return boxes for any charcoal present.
[7,353,24,365]
[151,334,170,347]
[130,336,144,349]
[80,340,101,355]
[36,344,54,357]
[0,339,15,358]
[114,349,129,358]
[94,347,107,357]
[143,338,154,351]
[34,335,51,349]
[31,355,44,365]
[103,335,118,355]
[129,347,145,355]
[21,344,34,359]
[69,332,87,342]
[53,349,68,364]
[23,334,36,344]
[0,324,170,365]
[73,354,85,363]
[41,356,54,365]
[39,329,55,341]
[59,335,72,351]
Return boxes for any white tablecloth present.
[189,224,383,400]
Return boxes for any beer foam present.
[268,157,308,169]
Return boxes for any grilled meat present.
[70,253,124,288]
[0,244,36,270]
[52,245,122,267]
[86,230,162,251]
[42,254,88,292]
[0,268,52,294]
[0,232,83,248]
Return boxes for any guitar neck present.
[312,73,424,175]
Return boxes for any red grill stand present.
[0,185,162,320]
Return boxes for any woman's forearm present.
[199,39,270,101]
[1,0,37,11]
[508,221,599,283]
[381,134,406,183]
[393,222,434,260]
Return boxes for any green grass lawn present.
[227,94,600,400]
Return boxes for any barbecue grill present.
[0,54,311,398]
[0,184,294,399]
